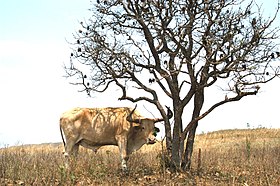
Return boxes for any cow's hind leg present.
[72,144,80,157]
[63,140,79,169]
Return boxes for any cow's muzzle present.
[147,138,156,144]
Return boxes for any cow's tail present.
[60,123,66,148]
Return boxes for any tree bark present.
[164,120,172,155]
[181,89,204,171]
[170,103,183,172]
[181,122,198,171]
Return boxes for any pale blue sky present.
[0,0,279,147]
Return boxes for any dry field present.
[0,128,279,185]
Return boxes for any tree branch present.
[181,88,259,140]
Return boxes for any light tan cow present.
[59,105,172,171]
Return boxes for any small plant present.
[245,136,251,161]
[59,165,67,184]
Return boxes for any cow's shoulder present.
[111,107,142,116]
[86,107,134,115]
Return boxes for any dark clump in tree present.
[65,0,280,172]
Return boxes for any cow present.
[59,105,172,171]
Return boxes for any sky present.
[0,0,279,147]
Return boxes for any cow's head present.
[127,105,173,145]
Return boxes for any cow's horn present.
[126,104,141,124]
[154,105,173,123]
[153,118,164,123]
[165,105,173,119]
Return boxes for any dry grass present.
[193,128,280,185]
[0,128,279,185]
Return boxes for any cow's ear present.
[154,127,160,133]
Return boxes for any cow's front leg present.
[116,135,129,172]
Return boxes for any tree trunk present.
[181,89,204,171]
[170,104,183,172]
[164,119,172,154]
[181,122,198,171]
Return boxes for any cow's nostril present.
[148,138,156,144]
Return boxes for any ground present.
[0,128,279,185]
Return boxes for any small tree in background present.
[65,0,280,172]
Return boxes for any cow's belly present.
[79,137,117,148]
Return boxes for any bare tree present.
[65,0,280,172]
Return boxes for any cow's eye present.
[134,126,144,131]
